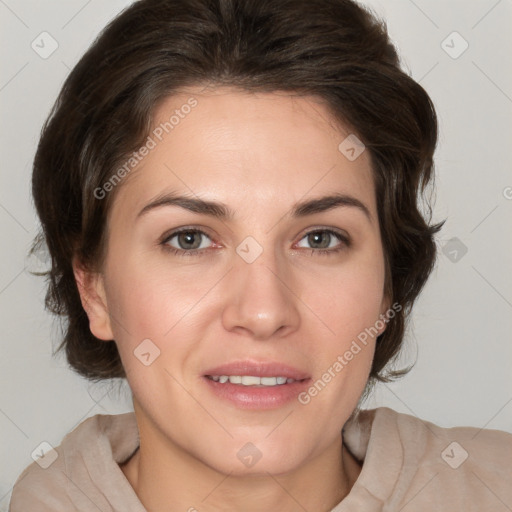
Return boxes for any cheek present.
[103,265,198,401]
[311,253,386,342]
[105,254,207,338]
[298,261,384,413]
[105,235,386,367]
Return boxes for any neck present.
[120,423,362,512]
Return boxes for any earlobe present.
[72,257,114,341]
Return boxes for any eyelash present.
[160,227,350,257]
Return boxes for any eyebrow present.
[136,191,372,223]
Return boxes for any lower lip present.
[203,377,311,410]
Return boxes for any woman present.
[10,0,512,510]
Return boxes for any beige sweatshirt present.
[9,406,512,511]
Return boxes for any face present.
[77,86,389,476]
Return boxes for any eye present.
[160,227,350,257]
[296,229,350,255]
[161,228,213,256]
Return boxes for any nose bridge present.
[222,235,300,338]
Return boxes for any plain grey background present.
[1,0,511,508]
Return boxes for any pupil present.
[310,232,329,249]
[179,232,200,249]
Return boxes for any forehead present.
[110,86,376,223]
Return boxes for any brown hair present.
[30,0,445,391]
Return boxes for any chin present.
[198,438,308,477]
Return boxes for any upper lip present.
[203,360,310,380]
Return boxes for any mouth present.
[202,360,311,409]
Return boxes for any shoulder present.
[370,407,512,510]
[9,412,138,511]
[376,406,512,464]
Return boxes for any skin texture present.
[74,86,390,512]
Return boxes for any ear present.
[377,294,392,336]
[72,256,114,341]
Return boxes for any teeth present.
[208,375,296,386]
[242,376,261,385]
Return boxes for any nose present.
[221,247,301,340]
